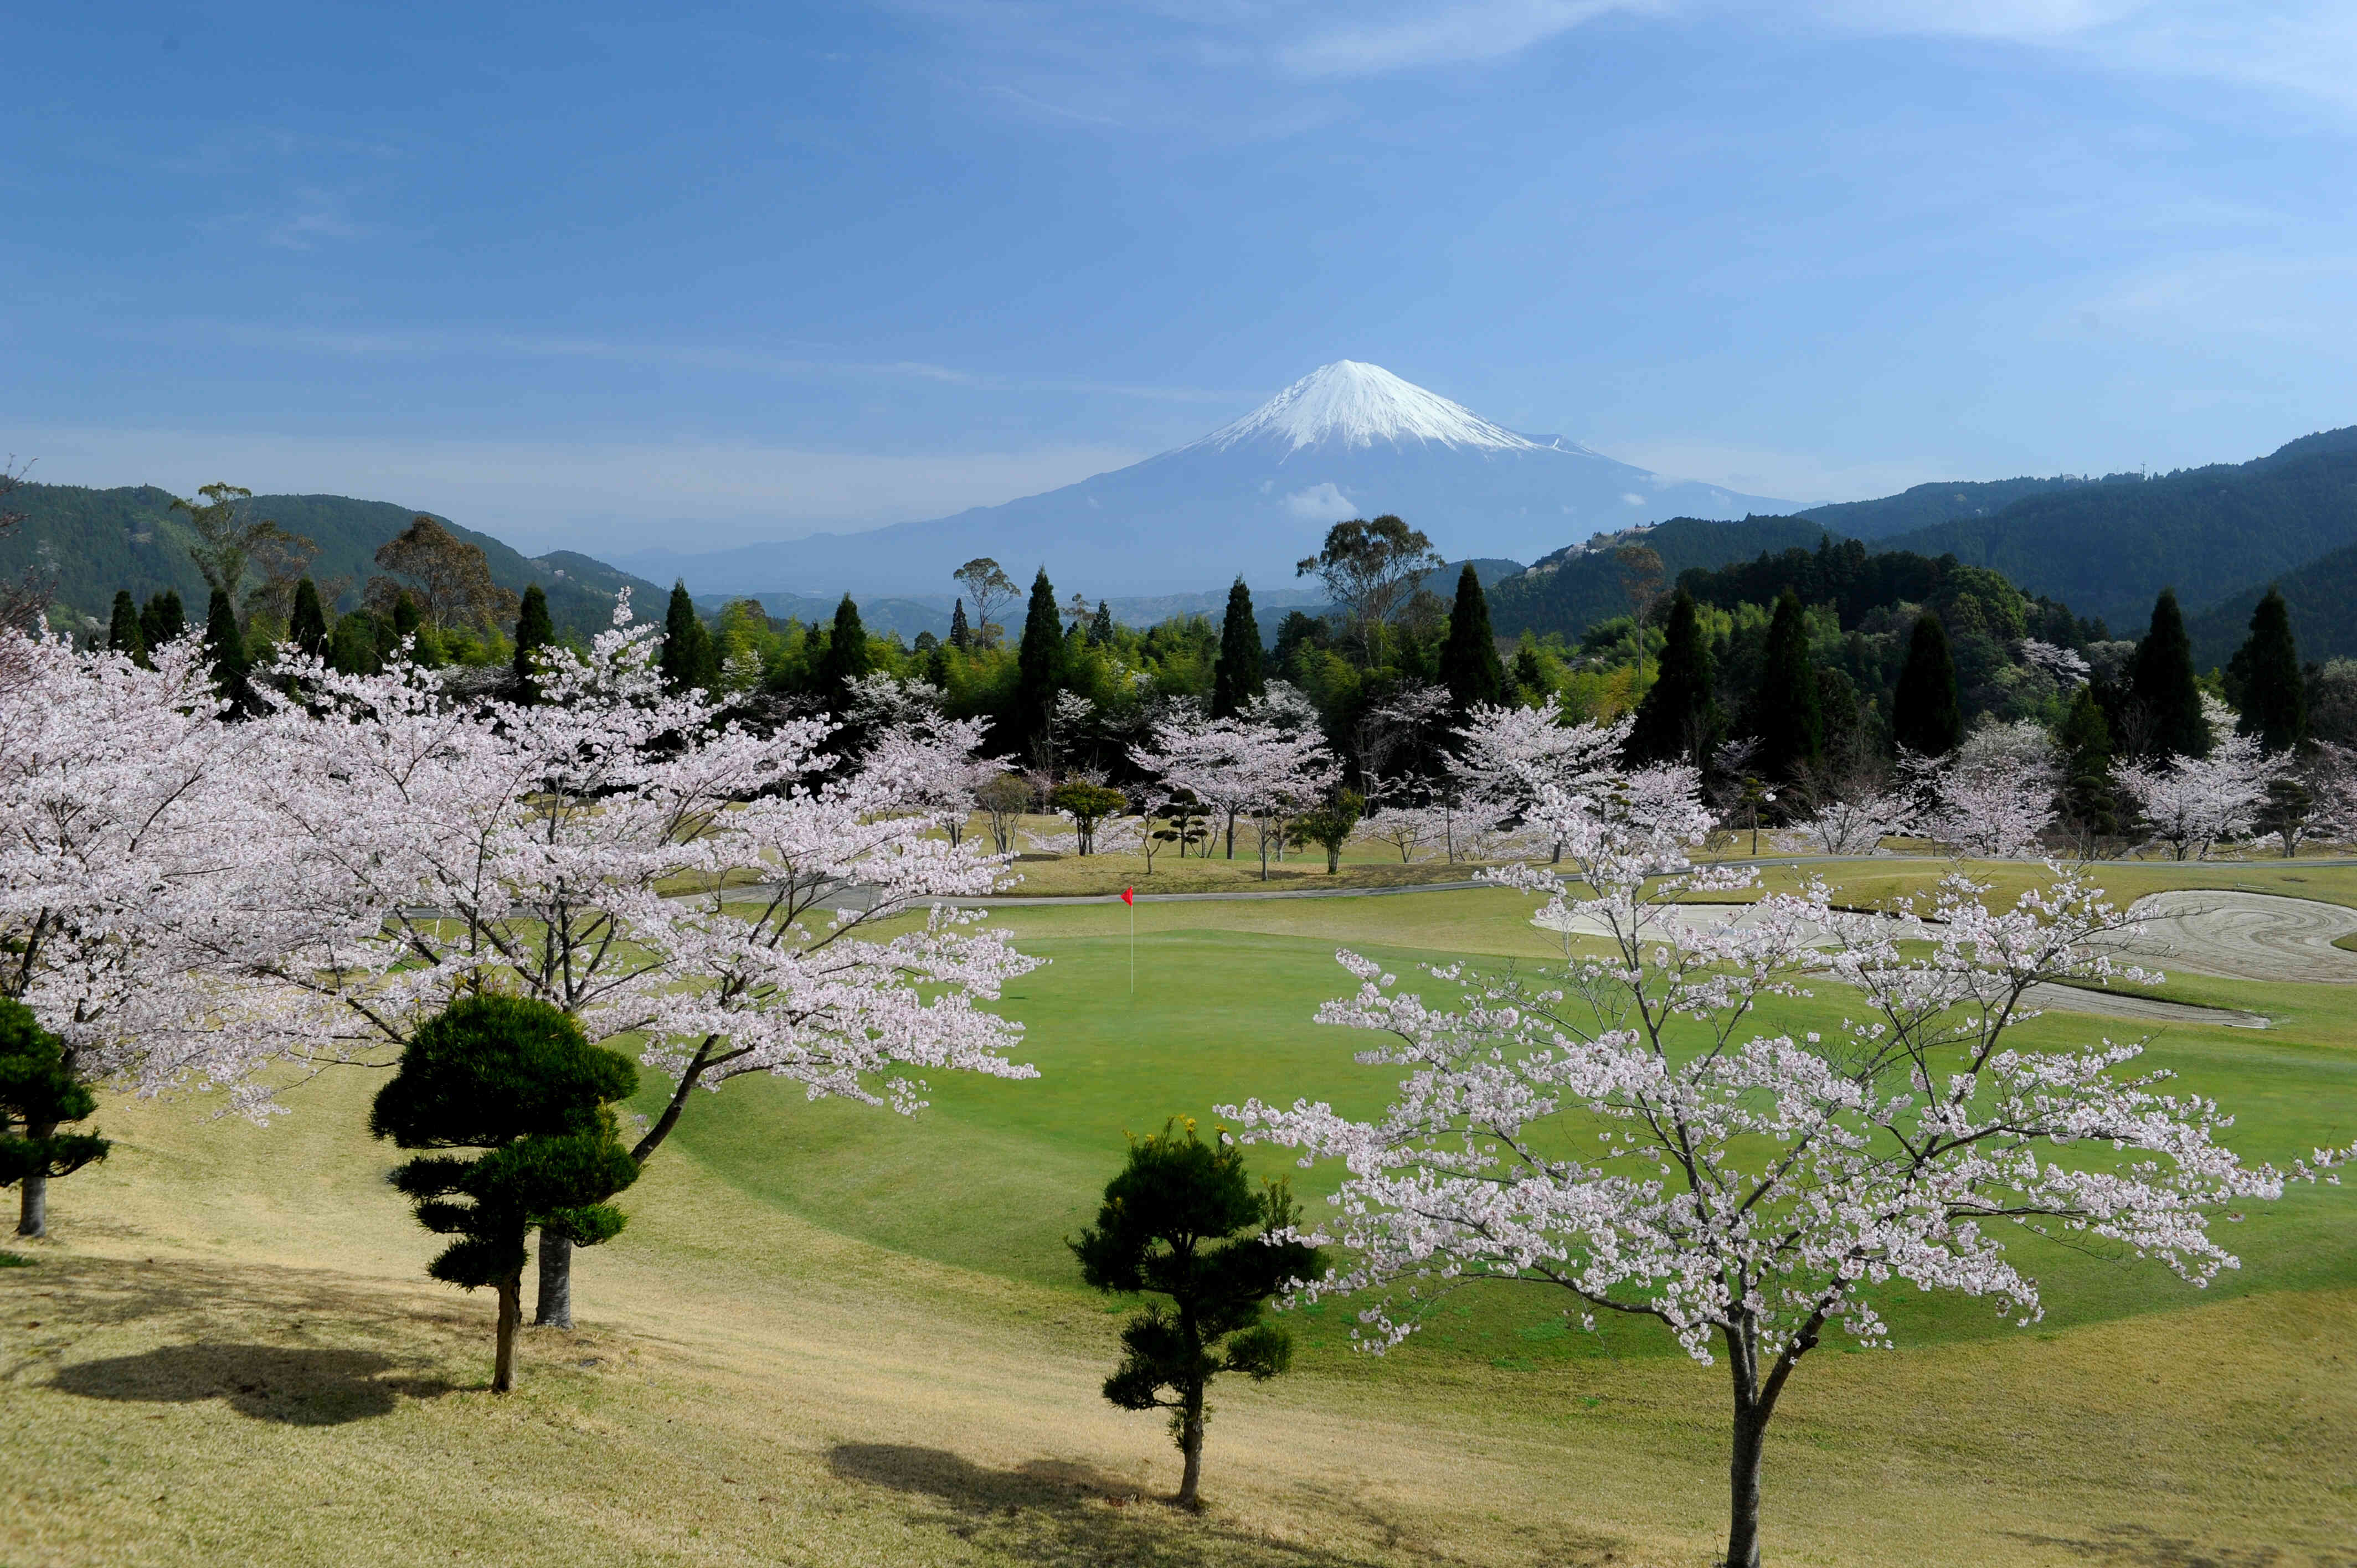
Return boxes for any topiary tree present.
[0,1000,110,1240]
[1047,780,1128,855]
[512,582,555,699]
[369,996,640,1393]
[1891,612,1963,759]
[106,590,147,666]
[1211,579,1264,719]
[1071,1120,1322,1509]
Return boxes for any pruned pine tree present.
[1071,1121,1322,1509]
[369,996,640,1392]
[0,999,110,1239]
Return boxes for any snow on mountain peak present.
[1190,360,1540,455]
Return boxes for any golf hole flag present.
[1123,889,1135,991]
[1121,887,1134,905]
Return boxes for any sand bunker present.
[2105,890,2357,984]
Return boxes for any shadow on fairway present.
[53,1343,457,1425]
[828,1442,1387,1567]
[2005,1525,2305,1567]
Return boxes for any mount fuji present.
[621,362,1794,597]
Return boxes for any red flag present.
[1121,887,1135,906]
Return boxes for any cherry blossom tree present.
[1788,745,1910,855]
[1449,699,1624,862]
[250,598,1041,1324]
[1352,804,1437,863]
[1917,719,2060,859]
[1226,752,2346,1568]
[2112,731,2282,860]
[0,630,316,1232]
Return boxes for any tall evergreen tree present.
[659,581,716,694]
[1511,636,1545,705]
[2057,684,2117,850]
[1749,589,1822,780]
[2226,586,2305,754]
[106,590,146,666]
[1089,600,1114,647]
[820,594,872,702]
[1891,613,1963,759]
[1014,568,1063,751]
[138,590,185,651]
[1210,579,1265,719]
[288,576,330,661]
[1627,589,1716,766]
[512,582,555,698]
[1438,563,1506,714]
[949,598,971,649]
[2128,588,2209,759]
[202,587,250,711]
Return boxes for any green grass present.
[5,859,2355,1566]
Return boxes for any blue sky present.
[7,2,2355,554]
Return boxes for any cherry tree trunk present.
[533,1230,573,1328]
[1725,1395,1768,1568]
[493,1272,522,1393]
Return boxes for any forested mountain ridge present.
[1798,474,2122,539]
[1867,426,2357,631]
[2,482,664,640]
[2186,540,2357,668]
[1488,515,1828,639]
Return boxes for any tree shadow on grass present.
[52,1343,457,1426]
[2004,1525,2354,1568]
[828,1442,1619,1568]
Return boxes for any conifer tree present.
[1627,589,1716,766]
[2057,685,2117,851]
[1512,635,1545,704]
[949,598,971,649]
[511,582,555,698]
[106,590,146,666]
[138,590,185,651]
[1014,568,1063,751]
[0,1000,110,1240]
[370,996,639,1394]
[288,576,331,661]
[820,594,872,703]
[1891,613,1963,758]
[1089,599,1114,647]
[659,581,716,694]
[2227,586,2305,754]
[1210,579,1264,719]
[1071,1120,1322,1509]
[390,590,425,652]
[1749,589,1822,781]
[2128,587,2208,759]
[1438,563,1505,714]
[203,586,250,711]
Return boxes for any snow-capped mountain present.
[622,361,1793,598]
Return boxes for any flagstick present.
[1129,895,1136,996]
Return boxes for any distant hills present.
[3,484,664,641]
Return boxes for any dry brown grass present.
[4,1058,2353,1568]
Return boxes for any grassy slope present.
[5,864,2355,1567]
